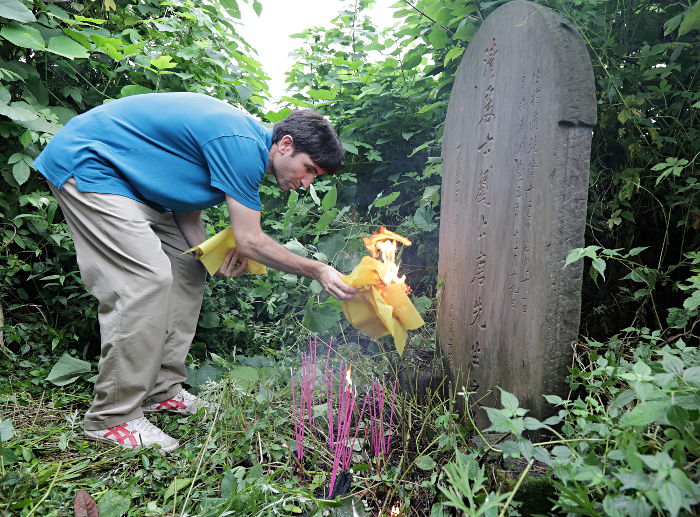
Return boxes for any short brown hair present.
[272,109,344,174]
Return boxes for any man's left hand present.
[216,249,248,278]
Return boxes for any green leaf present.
[221,469,236,498]
[97,490,131,517]
[0,419,14,442]
[341,141,358,154]
[303,303,340,334]
[444,47,464,66]
[12,160,30,185]
[315,208,337,232]
[679,0,700,36]
[150,55,176,70]
[284,238,307,256]
[264,107,291,123]
[252,0,262,16]
[321,185,337,211]
[234,84,254,102]
[662,353,684,375]
[308,89,335,101]
[591,256,606,280]
[666,405,689,430]
[198,311,220,328]
[373,191,400,208]
[658,479,683,517]
[416,455,437,470]
[682,366,700,384]
[164,478,192,502]
[417,102,442,115]
[186,364,223,390]
[0,0,36,23]
[622,400,667,427]
[0,23,44,51]
[48,36,89,59]
[229,366,259,385]
[118,85,152,98]
[46,353,92,386]
[499,388,520,413]
[308,183,321,205]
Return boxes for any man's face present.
[268,136,324,191]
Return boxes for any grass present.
[0,332,485,517]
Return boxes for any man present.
[35,92,357,452]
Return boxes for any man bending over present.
[34,92,357,452]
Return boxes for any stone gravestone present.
[438,0,596,428]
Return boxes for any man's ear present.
[278,135,294,155]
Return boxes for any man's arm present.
[225,195,357,301]
[172,210,247,278]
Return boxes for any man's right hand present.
[318,264,357,301]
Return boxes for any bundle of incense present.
[327,369,368,498]
[290,335,322,477]
[368,378,398,460]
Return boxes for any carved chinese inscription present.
[438,0,596,428]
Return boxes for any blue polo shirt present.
[34,92,273,213]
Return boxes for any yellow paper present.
[342,256,424,356]
[184,227,266,276]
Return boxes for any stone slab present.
[437,0,596,428]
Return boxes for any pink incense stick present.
[386,379,398,454]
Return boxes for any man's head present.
[267,109,344,192]
[272,109,344,173]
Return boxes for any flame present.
[345,365,352,387]
[363,227,412,294]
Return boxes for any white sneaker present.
[142,389,211,417]
[84,417,179,452]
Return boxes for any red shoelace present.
[103,423,138,446]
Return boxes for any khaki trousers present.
[49,178,207,431]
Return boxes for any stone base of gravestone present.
[437,0,596,428]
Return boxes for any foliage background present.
[2,0,700,513]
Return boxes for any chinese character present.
[471,341,481,366]
[475,165,491,205]
[483,38,497,79]
[529,109,538,131]
[518,115,526,135]
[477,133,493,155]
[477,214,488,239]
[517,97,527,112]
[470,252,487,286]
[515,160,524,180]
[479,85,495,125]
[528,160,538,178]
[529,135,538,154]
[470,298,486,330]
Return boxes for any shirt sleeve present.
[201,135,268,211]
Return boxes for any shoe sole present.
[83,430,179,453]
[142,406,211,417]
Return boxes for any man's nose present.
[301,174,313,189]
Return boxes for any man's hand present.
[318,264,357,301]
[216,249,249,278]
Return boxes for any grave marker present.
[438,0,596,427]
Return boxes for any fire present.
[345,365,352,387]
[363,227,412,294]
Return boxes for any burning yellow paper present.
[184,226,266,276]
[341,228,424,356]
